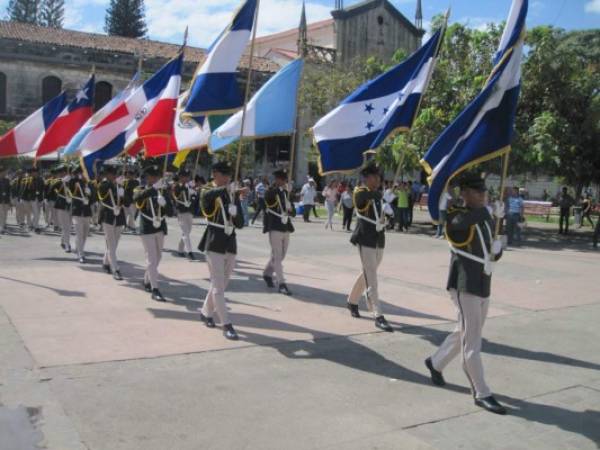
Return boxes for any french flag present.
[36,75,95,158]
[80,54,184,178]
[0,92,66,158]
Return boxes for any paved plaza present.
[0,211,599,450]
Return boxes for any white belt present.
[449,223,495,275]
[140,197,164,229]
[175,190,191,209]
[356,201,386,232]
[101,189,121,216]
[207,197,233,235]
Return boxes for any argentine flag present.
[184,0,257,117]
[210,58,304,151]
[312,28,445,175]
[421,0,527,222]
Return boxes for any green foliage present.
[39,0,64,28]
[0,120,15,135]
[6,0,41,24]
[105,0,147,38]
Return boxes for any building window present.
[94,81,113,111]
[0,72,6,114]
[42,76,62,104]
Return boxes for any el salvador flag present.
[80,54,184,178]
[312,28,445,175]
[210,58,304,151]
[183,0,257,117]
[421,0,527,222]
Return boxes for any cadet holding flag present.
[97,165,125,281]
[52,165,73,252]
[69,166,95,263]
[262,169,295,296]
[172,168,197,260]
[0,165,10,234]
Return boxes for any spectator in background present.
[240,179,252,226]
[251,177,268,225]
[593,216,599,249]
[408,180,420,226]
[396,182,410,232]
[542,189,549,201]
[579,194,594,228]
[323,180,339,230]
[341,184,354,232]
[558,187,574,235]
[435,188,453,239]
[300,179,317,223]
[505,186,524,246]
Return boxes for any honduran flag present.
[421,0,527,222]
[80,54,184,178]
[62,72,141,157]
[0,92,66,158]
[312,27,445,175]
[183,0,257,117]
[35,75,95,158]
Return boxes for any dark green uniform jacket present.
[263,186,295,234]
[97,179,126,226]
[21,175,45,201]
[198,185,244,254]
[446,206,502,298]
[172,183,197,215]
[350,186,385,249]
[69,179,95,217]
[133,185,173,235]
[123,178,139,208]
[52,179,71,211]
[0,177,11,204]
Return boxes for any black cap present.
[273,169,287,180]
[211,161,232,175]
[457,172,487,192]
[178,168,191,177]
[360,162,381,177]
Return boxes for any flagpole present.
[495,150,510,237]
[193,147,202,176]
[234,0,260,184]
[287,58,304,188]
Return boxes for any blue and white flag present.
[210,58,304,151]
[184,0,257,117]
[312,28,444,174]
[62,72,140,157]
[421,0,527,222]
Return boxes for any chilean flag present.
[36,75,95,158]
[0,92,66,158]
[80,54,183,178]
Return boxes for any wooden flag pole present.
[234,0,260,184]
[193,147,202,175]
[287,58,304,188]
[495,150,510,237]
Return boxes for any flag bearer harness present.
[137,188,164,229]
[98,184,122,217]
[71,183,90,206]
[356,197,386,232]
[266,190,291,225]
[449,222,496,275]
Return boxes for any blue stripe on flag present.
[83,133,126,177]
[185,73,242,115]
[143,54,183,100]
[42,92,67,129]
[318,132,380,173]
[230,0,257,31]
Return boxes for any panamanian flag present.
[312,28,445,175]
[80,54,184,178]
[0,92,66,158]
[183,0,257,117]
[421,0,527,222]
[36,75,95,158]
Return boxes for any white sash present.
[356,199,386,232]
[266,191,291,225]
[449,222,495,275]
[100,188,121,217]
[207,196,233,236]
[140,194,163,229]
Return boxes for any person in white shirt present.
[300,179,317,222]
[322,180,339,230]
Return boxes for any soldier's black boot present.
[263,274,274,288]
[425,357,446,386]
[143,282,152,292]
[375,315,393,332]
[187,252,195,261]
[200,313,216,328]
[113,270,123,281]
[102,264,112,274]
[278,283,292,296]
[347,303,360,318]
[223,324,239,340]
[475,396,507,415]
[151,289,166,302]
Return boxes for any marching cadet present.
[172,168,197,260]
[262,169,295,296]
[19,168,35,231]
[134,163,173,302]
[123,169,140,232]
[25,166,45,233]
[44,168,59,231]
[198,161,246,340]
[424,172,506,415]
[347,163,394,332]
[11,170,25,229]
[97,164,126,280]
[52,165,73,252]
[0,165,10,234]
[69,166,95,263]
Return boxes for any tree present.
[6,0,41,24]
[105,0,147,38]
[39,0,64,28]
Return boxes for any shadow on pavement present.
[0,275,86,298]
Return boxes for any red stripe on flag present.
[0,130,18,157]
[36,107,93,157]
[143,135,179,158]
[137,99,178,138]
[96,103,130,128]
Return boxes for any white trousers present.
[44,200,52,226]
[0,203,8,231]
[51,204,58,228]
[103,223,122,271]
[15,201,25,226]
[56,209,71,248]
[202,251,236,325]
[126,204,137,229]
[263,231,290,285]
[31,200,41,229]
[348,245,384,317]
[325,200,336,227]
[431,289,492,399]
[73,216,90,258]
[177,212,193,253]
[141,232,164,290]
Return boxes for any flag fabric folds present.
[210,58,304,151]
[63,72,141,157]
[80,54,184,177]
[183,0,257,117]
[312,28,444,174]
[36,75,96,158]
[0,92,66,158]
[421,0,527,222]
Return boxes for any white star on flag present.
[75,88,89,103]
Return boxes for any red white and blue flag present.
[36,75,95,158]
[0,92,67,158]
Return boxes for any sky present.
[1,0,598,49]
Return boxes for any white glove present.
[84,187,91,196]
[383,203,394,217]
[157,195,166,207]
[117,187,125,198]
[187,187,196,197]
[493,200,505,219]
[152,180,165,190]
[116,176,124,186]
[492,239,503,256]
[62,175,71,183]
[187,181,196,189]
[228,204,238,217]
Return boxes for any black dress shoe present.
[200,313,216,328]
[65,245,72,253]
[113,270,123,281]
[143,282,152,292]
[178,251,185,257]
[151,289,166,302]
[278,283,292,296]
[425,357,446,386]
[60,243,65,249]
[187,252,195,261]
[78,256,86,264]
[223,324,239,340]
[347,303,360,318]
[475,396,507,415]
[102,264,112,274]
[375,315,394,332]
[263,274,274,288]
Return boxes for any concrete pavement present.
[0,210,599,449]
